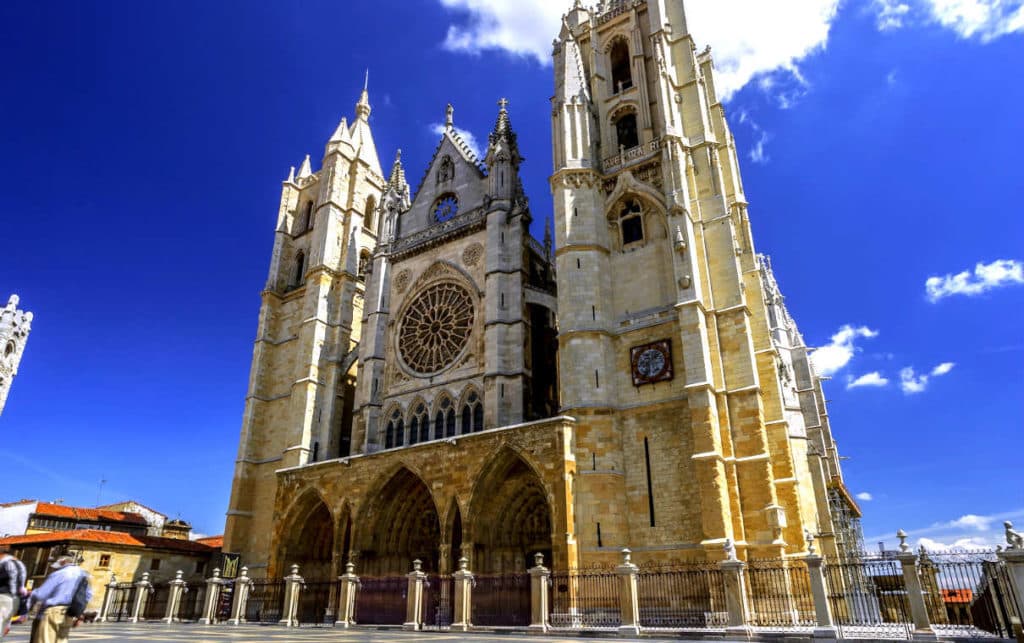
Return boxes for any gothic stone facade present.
[225,0,859,579]
[0,294,32,417]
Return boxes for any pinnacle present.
[330,117,350,143]
[356,71,372,120]
[488,97,520,159]
[387,149,407,190]
[296,155,312,179]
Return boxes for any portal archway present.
[359,467,441,575]
[470,448,553,573]
[277,491,335,579]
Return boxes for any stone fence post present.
[719,539,753,638]
[802,532,837,639]
[895,530,936,639]
[128,572,152,623]
[163,570,187,623]
[616,548,641,636]
[335,562,359,628]
[403,559,427,631]
[228,566,251,625]
[998,522,1024,637]
[451,557,474,632]
[199,568,223,625]
[280,564,304,627]
[528,552,550,633]
[97,573,118,623]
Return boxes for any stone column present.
[528,552,550,633]
[803,532,837,639]
[97,573,118,623]
[198,568,223,625]
[719,540,753,639]
[998,522,1024,633]
[451,557,474,632]
[895,530,935,639]
[616,548,641,636]
[335,562,359,628]
[128,572,152,623]
[280,564,304,627]
[403,559,427,631]
[228,566,251,625]
[163,571,187,624]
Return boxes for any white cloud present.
[899,366,929,394]
[874,0,912,29]
[950,514,993,531]
[931,361,955,376]
[846,371,889,389]
[737,110,771,163]
[437,0,841,100]
[924,0,1024,41]
[918,536,992,550]
[430,123,483,158]
[809,325,879,377]
[856,492,874,501]
[867,508,1024,551]
[926,259,1024,302]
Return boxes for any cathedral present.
[224,0,861,580]
[0,294,32,417]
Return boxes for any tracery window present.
[398,283,474,375]
[610,39,632,93]
[385,408,401,449]
[410,404,429,445]
[461,391,483,434]
[619,199,644,246]
[433,194,459,223]
[461,406,471,435]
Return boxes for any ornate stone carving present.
[462,243,483,267]
[398,282,475,376]
[393,269,412,294]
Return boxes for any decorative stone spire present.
[445,103,454,129]
[387,149,406,191]
[355,70,371,121]
[285,166,295,183]
[296,155,312,180]
[330,117,350,143]
[543,219,552,259]
[487,97,521,162]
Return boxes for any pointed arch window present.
[434,410,446,440]
[614,112,639,150]
[357,250,371,281]
[293,251,307,287]
[409,404,429,445]
[461,406,471,435]
[610,39,632,94]
[395,418,405,447]
[619,199,644,246]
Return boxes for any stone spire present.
[329,117,350,143]
[296,154,312,180]
[355,70,371,121]
[487,98,522,164]
[387,149,407,192]
[555,27,590,103]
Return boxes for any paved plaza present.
[1,623,706,643]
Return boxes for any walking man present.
[26,555,91,643]
[0,544,28,639]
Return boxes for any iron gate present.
[105,583,135,622]
[423,575,452,629]
[354,576,406,625]
[919,550,1021,639]
[177,585,204,621]
[471,573,530,626]
[824,557,913,639]
[142,583,170,621]
[244,579,285,624]
[298,580,338,627]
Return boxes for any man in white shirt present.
[26,556,91,643]
[0,544,28,639]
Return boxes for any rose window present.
[399,282,474,375]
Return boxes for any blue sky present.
[1,0,1021,548]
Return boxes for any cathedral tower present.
[551,0,856,560]
[0,294,33,417]
[224,86,386,571]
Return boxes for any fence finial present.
[804,529,816,555]
[459,556,469,571]
[533,552,545,568]
[175,570,184,581]
[896,529,909,552]
[345,561,355,575]
[240,566,249,579]
[212,567,222,579]
[724,538,738,561]
[412,559,422,572]
[622,548,632,565]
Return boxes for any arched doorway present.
[277,492,335,579]
[470,449,553,574]
[359,467,441,576]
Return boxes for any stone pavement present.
[1,623,709,643]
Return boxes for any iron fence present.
[919,549,1019,639]
[423,574,452,629]
[104,583,135,622]
[297,580,338,627]
[354,576,406,625]
[549,568,621,630]
[824,556,913,639]
[142,583,170,621]
[746,558,816,630]
[636,562,727,630]
[177,585,204,621]
[244,579,285,624]
[472,572,531,627]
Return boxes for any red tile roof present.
[195,535,223,549]
[33,502,149,526]
[0,529,217,554]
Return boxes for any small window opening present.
[620,199,644,245]
[615,113,639,150]
[597,522,603,547]
[364,195,376,231]
[293,251,306,286]
[358,251,371,281]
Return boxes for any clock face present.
[434,195,459,223]
[630,340,673,386]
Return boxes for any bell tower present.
[225,84,386,573]
[551,0,854,561]
[0,294,32,417]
